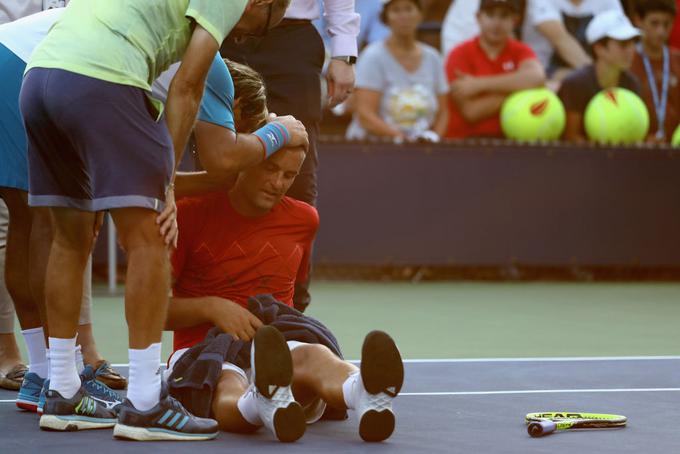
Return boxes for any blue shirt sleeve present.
[198,54,235,131]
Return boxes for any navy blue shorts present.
[20,68,174,212]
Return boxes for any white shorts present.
[165,341,327,424]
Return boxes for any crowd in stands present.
[322,0,680,145]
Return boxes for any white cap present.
[585,10,641,45]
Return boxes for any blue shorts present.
[20,68,174,212]
[0,44,29,192]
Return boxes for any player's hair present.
[380,0,422,25]
[634,0,676,19]
[225,59,268,134]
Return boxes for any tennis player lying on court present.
[166,144,404,443]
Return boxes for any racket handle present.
[528,421,557,438]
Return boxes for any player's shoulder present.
[177,191,226,216]
[562,64,593,85]
[278,197,320,230]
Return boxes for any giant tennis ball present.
[501,88,566,141]
[671,124,680,146]
[584,88,649,145]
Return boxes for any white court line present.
[3,387,680,404]
[108,356,680,368]
[401,388,680,396]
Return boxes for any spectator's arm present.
[536,20,592,69]
[563,111,587,143]
[456,94,507,123]
[457,59,546,96]
[355,88,405,139]
[432,94,449,138]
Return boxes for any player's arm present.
[454,93,506,123]
[355,88,405,139]
[537,20,592,69]
[563,111,587,143]
[166,296,262,341]
[461,59,546,95]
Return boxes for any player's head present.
[225,59,268,133]
[380,0,423,37]
[232,146,306,214]
[229,0,290,43]
[587,10,641,70]
[633,0,676,51]
[476,0,520,46]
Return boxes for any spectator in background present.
[346,0,448,142]
[522,0,624,85]
[445,0,545,139]
[559,10,641,142]
[668,0,680,47]
[315,0,389,50]
[631,0,680,143]
[441,0,483,58]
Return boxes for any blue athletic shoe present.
[81,365,123,412]
[16,372,45,412]
[38,367,123,415]
[37,379,48,414]
[113,386,218,441]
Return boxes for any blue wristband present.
[253,122,291,158]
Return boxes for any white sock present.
[22,327,48,378]
[237,387,262,426]
[75,345,85,374]
[127,343,161,412]
[342,371,360,410]
[48,337,80,399]
[46,349,51,380]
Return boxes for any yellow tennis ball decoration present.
[584,88,649,145]
[501,88,566,141]
[671,124,680,146]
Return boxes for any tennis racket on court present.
[525,412,627,437]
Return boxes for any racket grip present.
[528,421,557,438]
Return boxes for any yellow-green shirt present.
[26,0,247,91]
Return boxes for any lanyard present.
[637,43,670,139]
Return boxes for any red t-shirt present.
[171,191,319,351]
[670,0,680,49]
[445,37,537,139]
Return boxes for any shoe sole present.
[16,398,38,412]
[272,402,306,443]
[253,326,306,442]
[112,423,218,441]
[359,330,404,442]
[40,414,117,431]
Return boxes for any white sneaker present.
[250,326,306,442]
[356,330,404,442]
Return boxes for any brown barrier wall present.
[313,141,680,267]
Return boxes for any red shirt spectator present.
[669,0,680,48]
[171,191,319,351]
[445,36,539,138]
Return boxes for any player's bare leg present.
[211,370,258,433]
[290,343,357,409]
